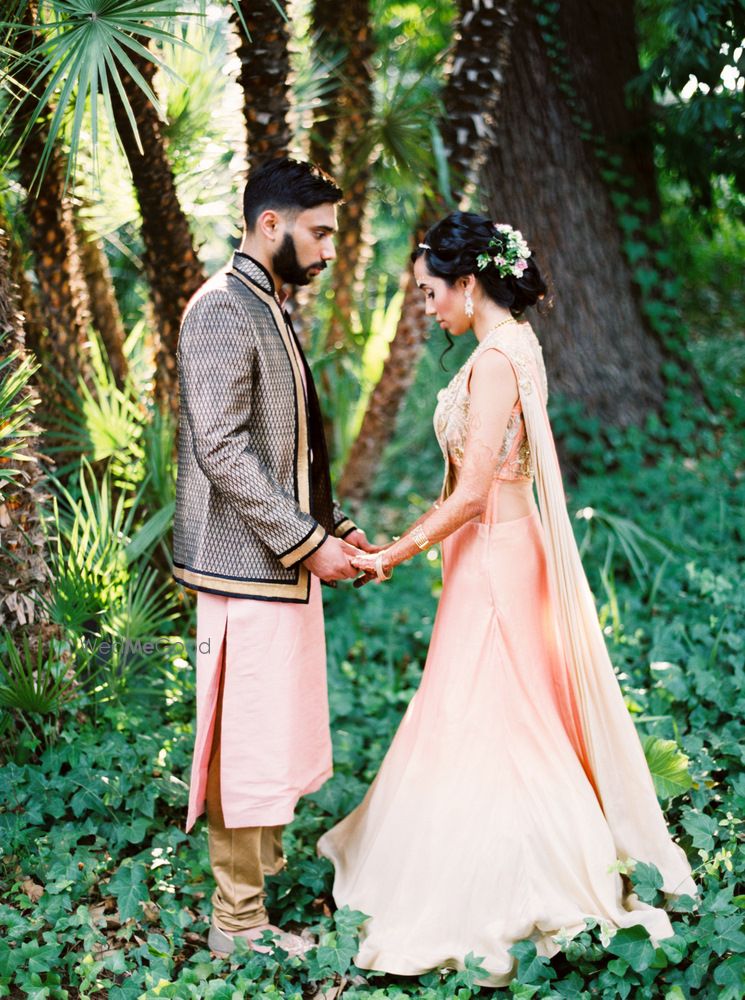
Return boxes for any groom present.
[172,157,374,955]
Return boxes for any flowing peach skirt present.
[318,511,676,986]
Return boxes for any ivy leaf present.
[712,914,745,957]
[121,817,151,845]
[509,939,556,984]
[308,906,367,978]
[681,808,719,851]
[108,859,149,922]
[659,933,688,965]
[606,925,656,972]
[631,860,664,904]
[714,953,745,995]
[309,935,357,977]
[332,905,368,939]
[448,951,492,989]
[102,949,128,974]
[509,985,539,999]
[623,239,649,264]
[632,265,658,295]
[618,213,642,232]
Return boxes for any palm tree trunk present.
[0,224,51,636]
[338,267,429,501]
[75,218,128,389]
[321,0,375,353]
[233,0,292,172]
[12,3,94,397]
[339,0,517,504]
[309,0,342,171]
[110,46,205,413]
[480,0,665,424]
[8,234,46,367]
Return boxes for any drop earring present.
[464,288,474,318]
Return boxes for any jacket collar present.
[232,251,275,295]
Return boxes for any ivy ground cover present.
[1,333,743,998]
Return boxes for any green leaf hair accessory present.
[476,223,532,279]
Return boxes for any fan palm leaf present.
[0,0,202,187]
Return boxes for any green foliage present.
[44,328,146,481]
[0,3,743,995]
[633,0,745,217]
[0,0,205,187]
[532,0,702,376]
[641,735,693,800]
[0,335,39,501]
[3,327,743,998]
[0,628,86,715]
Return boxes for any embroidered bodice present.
[433,323,548,497]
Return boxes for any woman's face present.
[413,256,472,337]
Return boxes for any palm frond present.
[0,0,206,187]
[46,344,145,476]
[0,626,97,715]
[41,458,133,634]
[0,344,40,501]
[575,505,671,590]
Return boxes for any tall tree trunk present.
[12,3,93,398]
[110,47,205,413]
[233,0,292,172]
[557,0,660,216]
[309,0,342,171]
[75,218,128,389]
[321,0,375,352]
[0,224,51,635]
[480,0,665,423]
[8,234,46,366]
[339,0,517,504]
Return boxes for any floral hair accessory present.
[477,224,531,279]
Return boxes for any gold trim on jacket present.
[172,252,355,602]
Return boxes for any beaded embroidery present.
[433,324,547,494]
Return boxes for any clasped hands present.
[302,528,390,586]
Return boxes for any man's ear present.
[256,209,281,242]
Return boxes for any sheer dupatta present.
[492,324,696,898]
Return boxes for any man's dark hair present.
[243,157,343,230]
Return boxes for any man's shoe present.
[208,918,314,959]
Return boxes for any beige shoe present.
[208,919,314,959]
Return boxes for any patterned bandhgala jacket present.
[172,251,356,603]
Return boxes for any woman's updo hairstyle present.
[412,210,547,317]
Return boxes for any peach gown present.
[317,323,695,986]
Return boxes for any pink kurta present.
[186,576,332,831]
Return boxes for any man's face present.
[272,203,338,286]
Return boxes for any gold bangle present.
[375,552,392,582]
[411,525,430,550]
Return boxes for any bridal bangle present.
[411,525,431,550]
[375,552,392,582]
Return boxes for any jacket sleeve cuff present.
[278,523,328,568]
[334,518,357,539]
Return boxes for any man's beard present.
[272,232,326,286]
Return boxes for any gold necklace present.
[487,317,517,335]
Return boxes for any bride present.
[317,211,696,986]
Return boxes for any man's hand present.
[343,528,384,553]
[303,536,359,582]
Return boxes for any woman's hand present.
[349,551,379,576]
